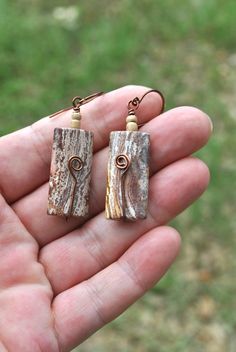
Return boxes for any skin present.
[0,86,212,351]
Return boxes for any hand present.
[0,86,212,351]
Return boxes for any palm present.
[0,86,211,352]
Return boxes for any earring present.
[105,89,164,221]
[47,92,103,219]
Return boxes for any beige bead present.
[126,121,138,131]
[72,111,81,120]
[71,110,81,128]
[71,119,80,129]
[126,114,138,123]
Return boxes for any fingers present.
[149,106,212,172]
[0,85,162,203]
[0,342,7,351]
[0,194,44,289]
[13,106,212,246]
[40,157,209,294]
[53,226,180,351]
[0,194,35,249]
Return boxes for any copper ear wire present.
[49,91,104,118]
[128,89,165,113]
[72,91,104,111]
[127,89,165,128]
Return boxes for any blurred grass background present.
[0,0,235,351]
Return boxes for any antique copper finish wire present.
[67,156,84,217]
[49,91,104,118]
[115,154,131,218]
[72,91,104,111]
[115,154,130,171]
[128,89,165,127]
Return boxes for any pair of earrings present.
[47,89,164,221]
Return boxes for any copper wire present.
[67,156,84,217]
[115,154,131,217]
[128,89,165,116]
[49,91,104,118]
[115,154,130,171]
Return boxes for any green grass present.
[0,0,235,351]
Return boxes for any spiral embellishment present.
[68,156,83,175]
[115,154,131,218]
[115,154,130,171]
[67,156,83,217]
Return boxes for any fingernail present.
[208,116,213,133]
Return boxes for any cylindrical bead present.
[71,119,80,129]
[48,128,93,218]
[126,114,138,123]
[105,131,150,220]
[126,121,138,131]
[71,110,81,129]
[72,111,81,120]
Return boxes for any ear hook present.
[127,89,165,115]
[49,91,104,118]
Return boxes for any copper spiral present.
[67,156,83,218]
[115,154,130,171]
[68,156,83,174]
[115,154,131,217]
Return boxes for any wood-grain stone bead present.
[48,127,93,218]
[105,131,150,221]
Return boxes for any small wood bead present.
[126,114,138,123]
[71,119,80,129]
[71,110,81,128]
[126,121,138,131]
[72,111,81,120]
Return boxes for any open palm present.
[0,86,212,351]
